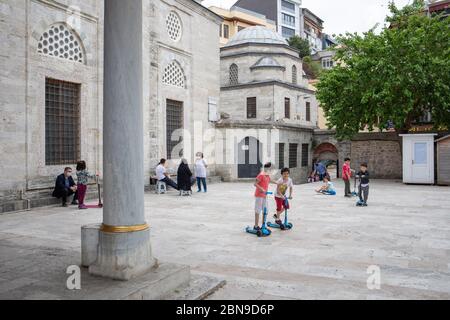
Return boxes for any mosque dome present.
[224,26,288,47]
[250,56,284,69]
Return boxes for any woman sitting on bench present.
[156,159,179,190]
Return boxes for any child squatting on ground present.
[356,163,370,206]
[315,176,337,195]
[76,161,98,210]
[274,168,293,228]
[253,162,276,232]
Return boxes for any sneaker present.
[363,203,368,207]
[78,204,88,210]
[276,220,286,230]
[62,203,68,207]
[71,200,79,205]
[197,190,201,193]
[253,226,261,231]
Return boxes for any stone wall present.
[214,124,313,184]
[144,0,221,181]
[0,0,221,213]
[350,133,402,179]
[0,0,103,209]
[313,131,402,179]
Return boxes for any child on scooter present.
[76,160,98,210]
[253,162,275,232]
[274,168,293,228]
[356,163,370,206]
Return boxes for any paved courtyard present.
[0,180,449,300]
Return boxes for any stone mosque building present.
[0,0,319,213]
[216,26,318,182]
[0,0,223,212]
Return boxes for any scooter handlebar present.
[265,192,273,195]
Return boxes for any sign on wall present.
[208,97,219,122]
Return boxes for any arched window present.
[292,65,297,84]
[37,23,85,64]
[229,64,238,85]
[166,11,182,41]
[162,60,186,88]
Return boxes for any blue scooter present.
[351,175,358,197]
[246,192,272,237]
[268,196,293,230]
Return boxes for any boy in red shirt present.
[343,157,352,197]
[253,163,275,232]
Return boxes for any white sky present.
[201,0,412,35]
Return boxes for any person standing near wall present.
[76,161,98,210]
[195,152,208,193]
[315,161,328,181]
[343,157,352,197]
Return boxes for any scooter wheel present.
[257,230,263,237]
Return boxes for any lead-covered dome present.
[225,26,288,47]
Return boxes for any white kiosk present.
[400,133,437,184]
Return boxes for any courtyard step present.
[0,186,100,214]
[164,274,226,300]
[206,175,223,184]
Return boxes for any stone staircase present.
[0,184,100,214]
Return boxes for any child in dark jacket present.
[356,163,370,206]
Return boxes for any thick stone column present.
[89,0,156,280]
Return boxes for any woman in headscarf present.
[177,158,193,194]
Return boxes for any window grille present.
[45,78,81,165]
[166,99,184,159]
[38,23,84,64]
[292,65,297,84]
[247,97,257,119]
[163,61,185,88]
[230,64,239,85]
[306,102,311,122]
[302,144,309,167]
[289,144,298,168]
[277,143,285,169]
[285,98,291,119]
[166,11,182,41]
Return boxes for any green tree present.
[288,35,311,58]
[316,0,450,139]
[303,56,323,79]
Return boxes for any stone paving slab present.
[0,180,449,300]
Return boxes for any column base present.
[89,227,156,281]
